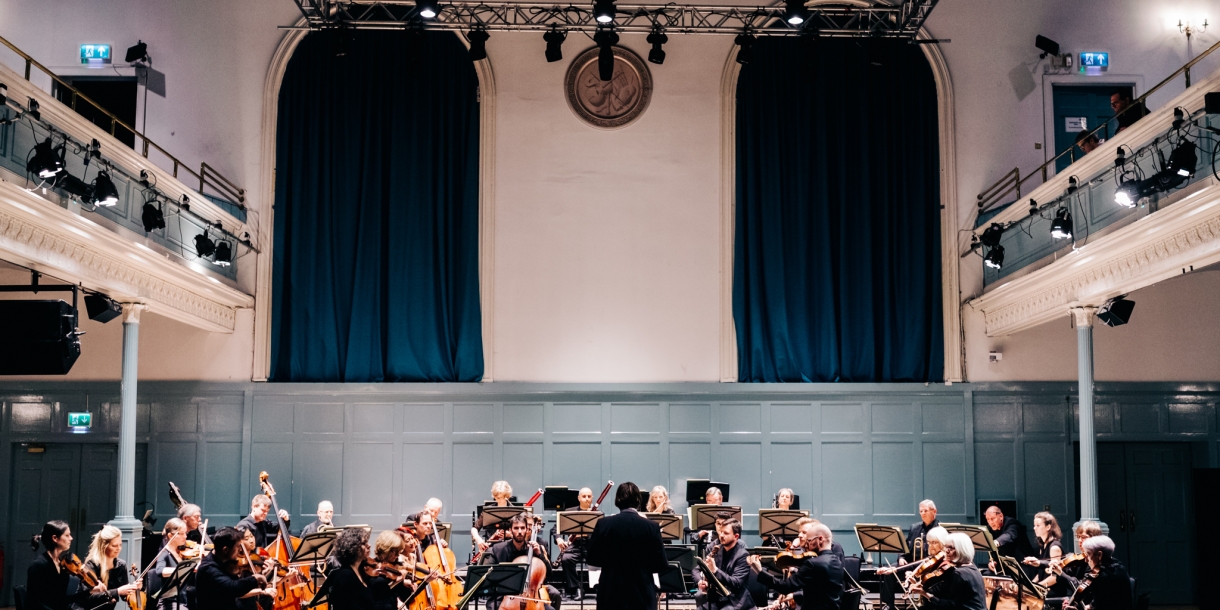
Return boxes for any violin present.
[773,547,817,571]
[1050,553,1086,572]
[126,565,148,610]
[909,551,948,583]
[60,554,103,589]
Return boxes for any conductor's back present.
[586,482,669,610]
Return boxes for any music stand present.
[657,562,687,608]
[692,505,742,531]
[747,547,781,575]
[289,530,337,565]
[664,544,698,573]
[643,512,684,540]
[854,524,909,562]
[464,564,528,600]
[543,486,580,512]
[685,480,731,505]
[152,559,197,602]
[940,523,998,554]
[758,509,808,540]
[558,511,602,537]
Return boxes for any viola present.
[60,554,102,589]
[126,565,148,610]
[910,551,948,583]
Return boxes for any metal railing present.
[976,38,1220,215]
[0,34,246,208]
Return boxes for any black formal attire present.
[150,552,190,610]
[692,542,755,610]
[586,508,669,610]
[987,517,1034,561]
[881,559,921,608]
[1074,560,1131,610]
[1116,101,1148,131]
[318,566,408,610]
[235,516,284,549]
[483,539,559,610]
[300,519,332,537]
[195,554,261,610]
[25,552,96,610]
[553,506,593,596]
[920,564,987,610]
[904,519,942,563]
[82,558,132,610]
[756,551,843,610]
[1032,539,1068,597]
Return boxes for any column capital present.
[121,302,149,325]
[1070,306,1098,327]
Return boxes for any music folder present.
[853,524,909,555]
[478,505,529,529]
[690,504,742,531]
[939,523,998,554]
[758,509,808,539]
[642,512,683,540]
[557,510,603,537]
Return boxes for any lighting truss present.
[289,0,940,37]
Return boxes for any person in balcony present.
[1075,130,1100,156]
[1112,90,1148,133]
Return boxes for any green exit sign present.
[80,44,112,65]
[68,412,93,428]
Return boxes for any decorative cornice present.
[971,181,1220,336]
[1070,306,1096,328]
[0,180,252,332]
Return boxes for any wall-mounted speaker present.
[0,300,81,375]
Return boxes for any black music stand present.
[558,511,603,610]
[746,547,782,576]
[692,505,742,531]
[152,559,198,602]
[665,544,698,574]
[436,522,452,546]
[685,480,731,505]
[854,524,909,564]
[543,486,580,512]
[290,530,336,564]
[657,561,687,608]
[464,564,528,607]
[643,512,684,540]
[758,509,807,541]
[940,523,998,554]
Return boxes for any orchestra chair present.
[842,555,861,584]
[839,586,863,610]
[14,585,26,610]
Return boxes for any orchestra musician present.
[908,533,986,610]
[318,528,411,610]
[1066,535,1131,610]
[473,480,514,552]
[26,521,106,610]
[150,518,190,610]
[196,527,275,610]
[586,482,669,610]
[233,526,273,610]
[411,512,442,553]
[902,500,941,564]
[179,503,206,544]
[82,525,144,610]
[984,506,1034,571]
[300,501,335,536]
[877,526,950,609]
[646,486,675,514]
[766,488,799,547]
[555,487,594,600]
[694,487,726,543]
[746,522,843,610]
[1023,512,1066,595]
[1050,520,1103,607]
[692,518,755,610]
[792,517,846,562]
[235,494,290,548]
[371,530,417,610]
[408,497,444,525]
[484,512,561,610]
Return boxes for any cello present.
[257,471,317,610]
[498,516,551,610]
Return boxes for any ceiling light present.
[980,223,1004,248]
[543,29,566,63]
[594,0,616,23]
[28,138,65,179]
[1050,207,1073,240]
[735,33,756,65]
[1169,140,1197,177]
[417,0,439,19]
[647,29,668,65]
[785,0,809,25]
[594,29,619,81]
[194,231,216,258]
[1097,295,1134,327]
[141,200,165,232]
[984,245,1005,269]
[90,171,119,207]
[467,29,489,61]
[213,241,233,267]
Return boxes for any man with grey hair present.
[909,532,986,610]
[178,503,206,544]
[902,499,941,564]
[1072,536,1131,610]
[300,500,335,536]
[746,522,843,610]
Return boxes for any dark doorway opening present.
[54,76,138,148]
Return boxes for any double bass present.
[257,472,318,610]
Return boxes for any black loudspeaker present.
[1206,92,1220,115]
[84,294,123,323]
[0,300,81,375]
[1098,297,1135,327]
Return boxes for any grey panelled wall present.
[1,382,1218,602]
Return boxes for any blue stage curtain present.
[271,31,483,382]
[733,38,943,382]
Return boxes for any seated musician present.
[646,486,676,514]
[411,512,442,553]
[473,480,514,552]
[1023,512,1066,596]
[555,487,594,600]
[235,495,290,548]
[407,498,444,526]
[1050,520,1103,605]
[791,517,845,562]
[372,528,419,608]
[1069,536,1131,610]
[878,526,950,610]
[178,503,206,544]
[484,513,560,610]
[196,527,275,610]
[694,487,726,543]
[765,488,799,547]
[300,501,335,536]
[82,525,144,610]
[746,522,843,610]
[902,500,941,564]
[321,528,411,610]
[984,506,1034,572]
[234,527,273,610]
[908,533,986,610]
[693,518,755,610]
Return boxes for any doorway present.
[1052,84,1131,173]
[53,77,138,148]
[6,443,147,603]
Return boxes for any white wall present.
[1,0,1217,382]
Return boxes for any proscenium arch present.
[252,21,498,381]
[717,2,962,382]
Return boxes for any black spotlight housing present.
[1097,295,1135,327]
[125,41,149,63]
[1050,207,1073,240]
[980,223,1004,248]
[543,29,566,63]
[0,83,7,107]
[141,200,165,232]
[594,29,619,81]
[646,30,668,65]
[28,137,65,179]
[467,29,489,61]
[1035,35,1059,58]
[417,0,439,19]
[84,293,123,324]
[194,231,216,258]
[735,33,756,65]
[593,0,616,23]
[90,170,119,207]
[214,241,234,267]
[984,244,1005,270]
[785,0,809,25]
[1169,140,1198,177]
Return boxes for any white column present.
[110,303,147,575]
[1070,306,1106,548]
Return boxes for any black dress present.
[195,555,261,610]
[81,558,132,610]
[920,564,987,610]
[149,553,191,610]
[25,552,96,610]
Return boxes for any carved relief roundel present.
[564,45,653,129]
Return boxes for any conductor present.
[586,482,669,610]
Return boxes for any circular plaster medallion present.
[564,45,653,129]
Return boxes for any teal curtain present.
[733,38,943,382]
[271,31,483,382]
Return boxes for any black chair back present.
[842,555,862,583]
[840,586,863,610]
[14,584,27,610]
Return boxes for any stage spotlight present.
[1097,295,1135,327]
[468,29,489,61]
[1169,140,1197,177]
[141,200,165,232]
[28,137,65,179]
[594,0,616,23]
[980,223,1004,248]
[1050,207,1073,240]
[984,245,1005,270]
[27,99,40,123]
[647,29,668,64]
[735,33,756,65]
[594,29,619,80]
[1066,175,1079,195]
[125,40,149,63]
[194,231,216,258]
[90,171,119,207]
[1114,177,1138,207]
[785,0,808,25]
[84,293,123,324]
[213,241,233,267]
[1035,35,1059,58]
[418,0,439,18]
[543,29,566,63]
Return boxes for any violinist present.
[485,513,560,610]
[1067,536,1131,610]
[235,495,290,548]
[646,486,675,514]
[907,533,986,610]
[555,487,594,600]
[1023,512,1066,596]
[746,522,843,610]
[877,526,950,609]
[82,525,144,610]
[301,501,335,536]
[473,481,514,552]
[902,500,941,564]
[196,527,275,610]
[26,520,100,610]
[150,518,191,610]
[318,528,411,610]
[792,518,846,563]
[692,519,755,610]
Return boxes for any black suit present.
[921,564,987,610]
[904,519,941,562]
[987,517,1034,560]
[1075,559,1132,610]
[25,552,96,610]
[692,542,754,610]
[756,551,843,610]
[586,508,669,610]
[195,555,261,610]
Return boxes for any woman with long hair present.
[150,518,191,610]
[26,520,101,610]
[646,486,674,514]
[323,528,410,610]
[82,525,144,610]
[1024,512,1065,595]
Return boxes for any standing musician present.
[746,522,843,610]
[301,501,335,536]
[196,527,275,610]
[646,486,676,514]
[26,521,104,610]
[82,525,144,610]
[236,495,291,548]
[179,504,206,544]
[907,533,986,610]
[555,487,594,600]
[692,519,755,610]
[318,528,411,610]
[473,481,515,552]
[984,506,1034,571]
[484,513,561,610]
[877,526,950,610]
[902,500,941,564]
[1065,536,1131,610]
[1023,512,1066,595]
[151,518,191,610]
[586,482,669,610]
